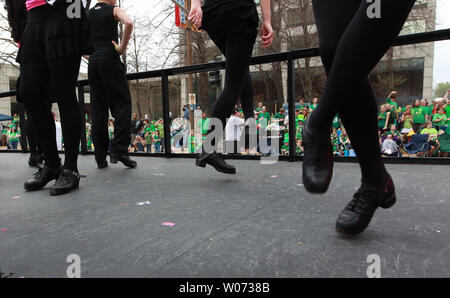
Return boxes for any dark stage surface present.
[0,154,449,278]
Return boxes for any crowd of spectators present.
[3,89,450,159]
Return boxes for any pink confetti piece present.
[1,228,6,232]
[18,276,25,278]
[12,196,20,199]
[162,222,175,227]
[270,175,278,178]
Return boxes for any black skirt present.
[202,0,259,37]
[17,2,92,63]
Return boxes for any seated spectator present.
[432,107,447,131]
[381,134,399,157]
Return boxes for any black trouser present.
[206,31,256,135]
[88,58,131,163]
[309,0,415,185]
[20,57,82,171]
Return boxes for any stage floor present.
[0,154,449,278]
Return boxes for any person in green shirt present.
[378,105,389,132]
[432,108,447,130]
[386,91,399,109]
[273,108,286,124]
[198,113,210,136]
[401,108,413,130]
[421,122,438,137]
[8,127,20,150]
[411,100,426,133]
[257,106,270,124]
[444,98,450,124]
[281,134,289,156]
[310,97,319,112]
[386,104,397,127]
[153,130,162,153]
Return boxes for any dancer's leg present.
[208,33,256,128]
[20,62,60,169]
[308,0,416,131]
[89,61,110,165]
[312,0,389,185]
[100,60,132,157]
[48,57,82,172]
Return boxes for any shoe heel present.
[379,193,396,209]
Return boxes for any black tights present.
[20,57,82,171]
[207,32,256,130]
[310,0,416,185]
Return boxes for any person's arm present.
[259,0,274,49]
[188,0,203,28]
[444,89,449,102]
[112,7,134,55]
[384,112,390,128]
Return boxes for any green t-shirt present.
[281,144,289,151]
[432,113,447,127]
[274,113,286,121]
[156,123,164,138]
[198,118,210,134]
[258,112,270,123]
[421,127,438,136]
[403,115,413,129]
[8,132,19,141]
[444,106,450,124]
[387,98,398,109]
[378,112,387,128]
[411,107,426,124]
[310,104,318,111]
[153,134,161,144]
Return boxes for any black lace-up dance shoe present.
[336,174,396,236]
[24,165,60,191]
[196,148,236,174]
[110,154,137,168]
[49,169,80,196]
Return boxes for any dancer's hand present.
[112,41,125,55]
[188,0,203,29]
[260,21,274,48]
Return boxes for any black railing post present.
[78,83,87,155]
[287,54,296,162]
[161,72,171,157]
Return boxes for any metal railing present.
[1,28,450,165]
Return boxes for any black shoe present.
[301,125,333,193]
[24,166,60,191]
[49,169,80,196]
[97,160,108,169]
[336,174,396,236]
[196,150,236,174]
[110,154,137,168]
[28,154,40,168]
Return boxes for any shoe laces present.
[346,188,379,215]
[32,167,44,179]
[55,171,78,185]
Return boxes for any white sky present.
[96,0,450,86]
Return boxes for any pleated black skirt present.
[17,2,92,63]
[202,0,259,37]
